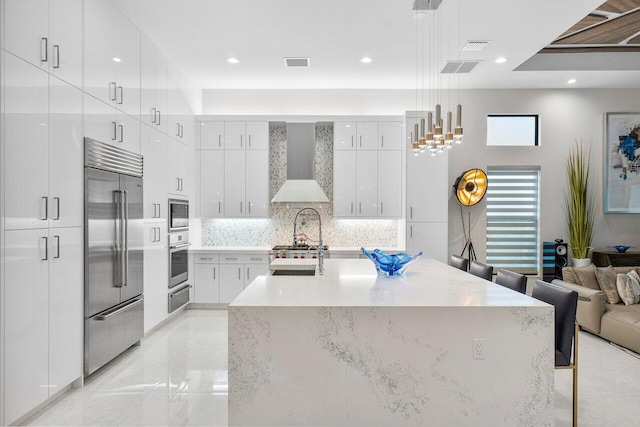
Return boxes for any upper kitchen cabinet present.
[3,54,83,230]
[141,35,169,134]
[378,121,403,150]
[224,121,269,149]
[333,121,356,150]
[141,126,170,222]
[84,93,141,154]
[200,122,225,149]
[223,149,269,218]
[3,0,83,89]
[178,72,195,146]
[334,121,384,150]
[356,122,378,150]
[84,0,141,119]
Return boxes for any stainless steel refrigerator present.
[84,138,144,376]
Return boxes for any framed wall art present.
[605,112,640,213]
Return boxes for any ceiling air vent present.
[462,41,491,51]
[413,0,443,10]
[284,57,310,68]
[441,60,481,74]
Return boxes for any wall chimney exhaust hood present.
[271,123,330,208]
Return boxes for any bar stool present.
[450,255,469,272]
[469,260,493,281]
[495,269,527,294]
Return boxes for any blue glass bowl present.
[361,248,422,277]
[608,245,635,253]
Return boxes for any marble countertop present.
[230,258,548,308]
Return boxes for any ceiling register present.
[411,0,464,156]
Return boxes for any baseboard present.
[12,381,75,426]
[187,302,228,310]
[142,304,189,341]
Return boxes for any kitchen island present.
[228,259,554,426]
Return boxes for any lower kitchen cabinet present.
[193,252,269,304]
[406,222,448,263]
[3,226,83,425]
[143,222,168,333]
[194,261,220,303]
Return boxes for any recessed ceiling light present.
[112,57,121,63]
[360,57,373,64]
[495,57,507,64]
[568,78,577,84]
[227,57,240,64]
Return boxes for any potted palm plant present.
[565,142,595,267]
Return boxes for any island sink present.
[270,269,316,276]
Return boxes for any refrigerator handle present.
[123,190,129,287]
[114,190,124,288]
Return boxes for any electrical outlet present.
[473,339,485,359]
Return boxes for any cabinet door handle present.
[410,225,413,238]
[176,178,180,191]
[53,45,60,68]
[248,202,251,214]
[176,123,180,136]
[151,108,156,123]
[53,197,60,220]
[247,267,250,279]
[112,121,117,140]
[351,135,354,148]
[240,202,243,214]
[218,135,221,147]
[240,134,243,147]
[381,135,384,148]
[380,202,384,214]
[238,267,241,280]
[157,110,161,125]
[152,203,156,218]
[153,203,158,218]
[248,134,251,147]
[41,236,48,261]
[359,202,362,214]
[155,227,159,242]
[54,235,60,259]
[118,124,124,142]
[213,267,216,280]
[180,124,184,138]
[410,206,413,219]
[41,37,48,62]
[360,135,362,147]
[109,82,117,101]
[117,86,124,104]
[150,227,155,242]
[218,201,221,214]
[351,201,353,214]
[41,196,48,220]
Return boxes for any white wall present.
[203,88,640,265]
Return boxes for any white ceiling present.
[112,0,640,90]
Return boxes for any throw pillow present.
[561,267,578,284]
[598,266,622,304]
[573,264,599,289]
[616,273,640,305]
[629,269,640,284]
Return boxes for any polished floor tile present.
[22,309,640,426]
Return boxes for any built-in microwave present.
[169,198,189,232]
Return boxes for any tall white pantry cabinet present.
[0,0,200,424]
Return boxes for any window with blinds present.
[486,168,540,275]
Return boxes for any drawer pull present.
[225,257,238,261]
[250,257,263,261]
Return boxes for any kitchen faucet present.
[293,207,324,274]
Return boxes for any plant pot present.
[572,258,591,267]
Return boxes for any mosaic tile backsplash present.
[201,124,401,247]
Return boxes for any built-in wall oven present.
[168,198,191,312]
[169,198,189,232]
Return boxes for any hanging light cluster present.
[411,0,464,157]
[411,104,463,156]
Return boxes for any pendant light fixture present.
[411,0,464,157]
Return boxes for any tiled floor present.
[23,309,640,426]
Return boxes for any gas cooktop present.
[271,245,328,251]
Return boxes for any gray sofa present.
[553,264,640,354]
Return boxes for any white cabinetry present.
[200,122,225,149]
[378,121,403,150]
[141,126,169,221]
[167,141,191,196]
[4,54,83,231]
[405,115,448,262]
[84,93,141,153]
[143,222,168,333]
[335,121,402,151]
[3,0,83,88]
[333,147,401,218]
[356,122,378,150]
[84,0,140,119]
[224,121,268,149]
[200,150,225,217]
[3,227,82,425]
[198,120,269,218]
[193,253,269,304]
